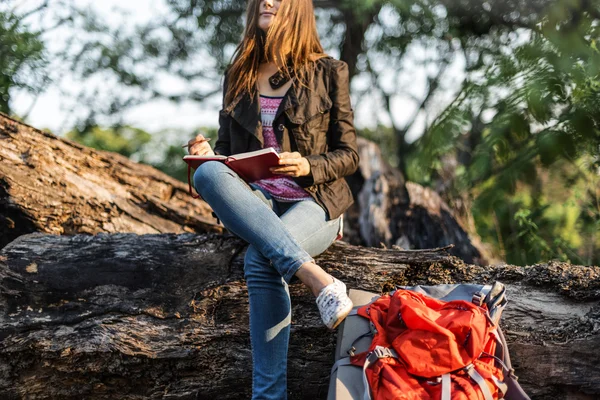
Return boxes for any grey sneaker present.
[316,277,353,330]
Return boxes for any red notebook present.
[183,148,281,198]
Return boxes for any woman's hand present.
[187,133,214,156]
[271,152,311,177]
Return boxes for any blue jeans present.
[193,161,341,400]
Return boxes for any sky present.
[10,0,466,145]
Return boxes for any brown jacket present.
[214,56,359,220]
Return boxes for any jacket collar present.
[224,80,305,144]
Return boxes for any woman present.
[188,0,359,398]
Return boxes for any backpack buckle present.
[348,346,356,357]
[426,376,443,385]
[472,291,485,306]
[372,346,397,359]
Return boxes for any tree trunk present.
[344,137,492,265]
[1,232,598,399]
[0,113,220,250]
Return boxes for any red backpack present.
[339,283,529,400]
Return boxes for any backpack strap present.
[496,326,513,370]
[464,364,494,400]
[330,357,354,376]
[505,373,531,400]
[347,331,373,356]
[471,285,493,306]
[361,346,399,400]
[472,282,508,326]
[496,326,531,400]
[441,374,451,400]
[491,375,508,396]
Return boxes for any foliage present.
[66,126,153,158]
[410,0,600,265]
[0,8,47,114]
[471,158,599,265]
[142,127,218,183]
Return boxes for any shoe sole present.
[328,301,354,330]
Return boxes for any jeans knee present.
[193,161,225,195]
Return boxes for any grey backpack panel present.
[396,283,490,302]
[328,289,378,400]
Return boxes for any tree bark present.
[1,232,598,400]
[344,137,492,265]
[0,113,220,250]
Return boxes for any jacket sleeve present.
[213,72,232,156]
[300,60,360,186]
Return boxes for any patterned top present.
[253,95,313,202]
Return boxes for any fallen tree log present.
[1,114,489,268]
[0,113,220,250]
[0,233,598,399]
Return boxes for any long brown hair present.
[223,0,328,109]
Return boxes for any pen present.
[182,138,212,148]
